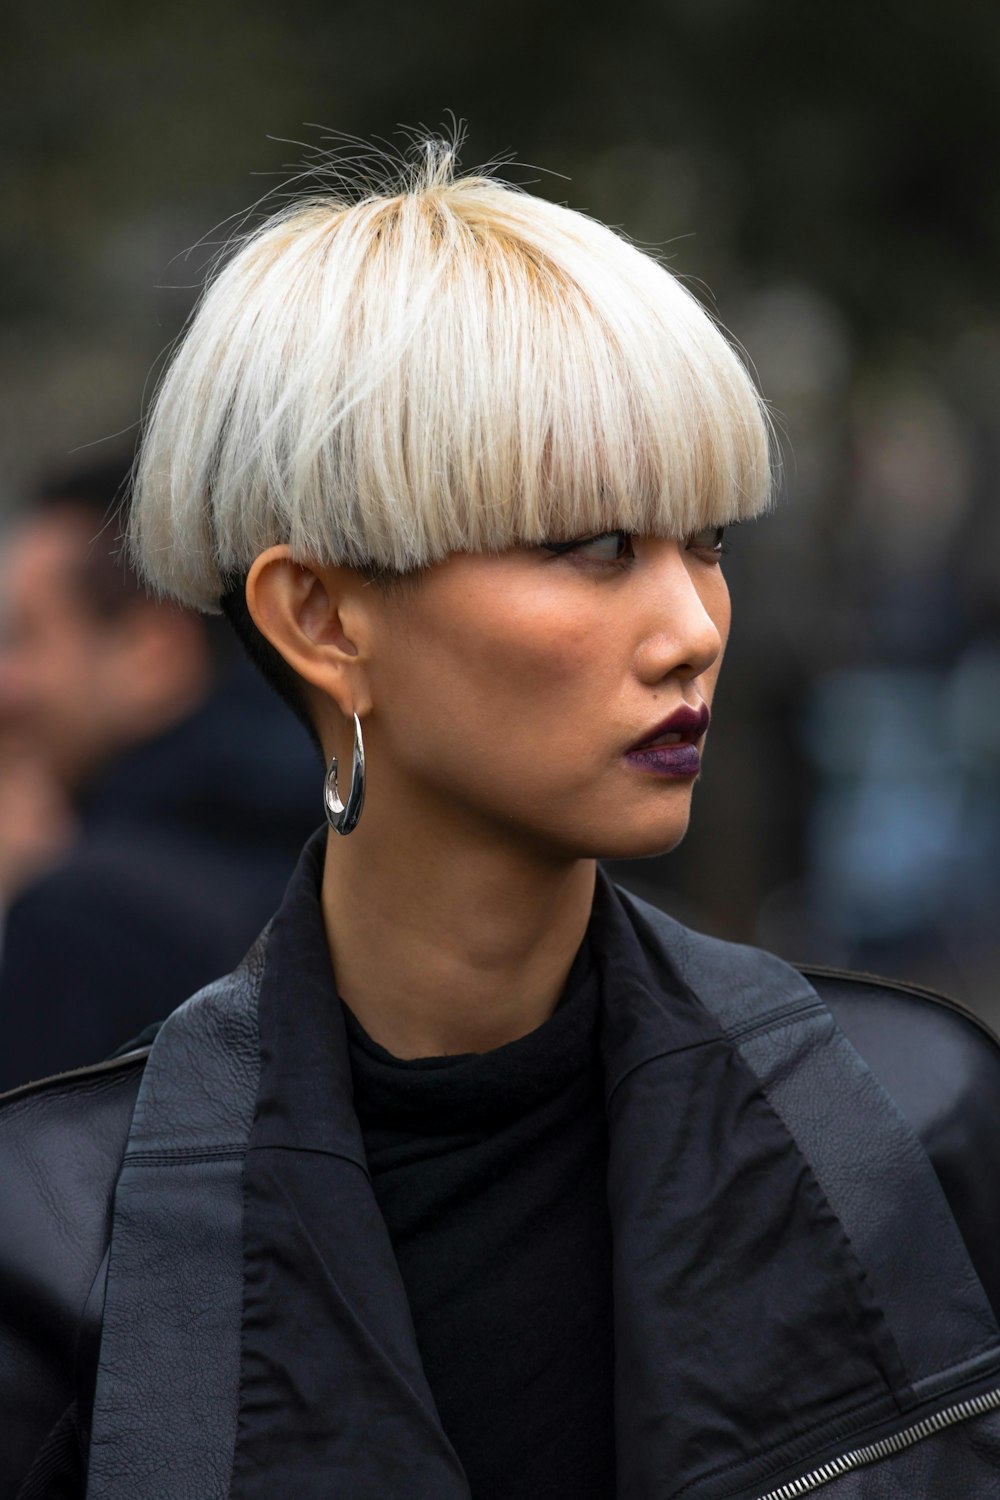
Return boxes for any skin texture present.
[247,531,730,1057]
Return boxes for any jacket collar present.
[87,836,1000,1500]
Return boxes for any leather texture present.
[806,968,1000,1333]
[622,895,1000,1397]
[0,1055,144,1496]
[85,934,266,1500]
[3,925,1000,1498]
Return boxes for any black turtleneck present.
[343,934,615,1499]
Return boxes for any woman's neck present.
[320,816,597,1059]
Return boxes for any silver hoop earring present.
[324,713,366,835]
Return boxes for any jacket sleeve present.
[0,1057,144,1500]
[809,967,1000,1322]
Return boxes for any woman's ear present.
[245,546,374,720]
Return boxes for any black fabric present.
[6,828,1000,1497]
[230,844,471,1499]
[343,937,615,1500]
[0,657,319,1090]
[82,933,264,1500]
[230,841,922,1499]
[12,1403,83,1500]
[615,895,1000,1414]
[0,1053,145,1500]
[803,967,1000,1324]
[592,878,914,1499]
[102,957,1000,1332]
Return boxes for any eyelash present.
[542,527,728,565]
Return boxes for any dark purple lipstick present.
[624,703,711,779]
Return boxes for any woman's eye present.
[543,530,634,563]
[685,525,727,558]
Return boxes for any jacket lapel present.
[607,883,1000,1498]
[88,836,470,1500]
[625,892,1000,1389]
[87,849,1000,1500]
[228,842,471,1498]
[85,934,266,1499]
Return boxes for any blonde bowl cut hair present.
[130,143,774,612]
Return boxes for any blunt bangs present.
[131,151,774,610]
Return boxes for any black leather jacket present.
[4,862,1000,1499]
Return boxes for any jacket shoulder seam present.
[800,965,1000,1053]
[0,1048,150,1108]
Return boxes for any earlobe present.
[244,546,372,717]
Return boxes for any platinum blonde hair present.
[131,143,774,611]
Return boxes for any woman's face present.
[359,528,731,862]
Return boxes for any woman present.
[4,144,1000,1500]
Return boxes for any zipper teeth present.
[754,1385,1000,1500]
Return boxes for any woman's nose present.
[633,541,729,684]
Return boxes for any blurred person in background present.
[3,147,1000,1500]
[0,458,319,1088]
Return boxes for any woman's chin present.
[573,802,694,862]
[594,826,690,862]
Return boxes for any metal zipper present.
[754,1385,1000,1499]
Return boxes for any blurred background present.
[1,0,999,1050]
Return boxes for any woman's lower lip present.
[624,743,702,777]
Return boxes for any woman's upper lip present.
[627,703,711,751]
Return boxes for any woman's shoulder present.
[0,1046,149,1311]
[616,880,1000,1312]
[798,965,1000,1183]
[0,1045,149,1186]
[615,880,1000,1115]
[0,1049,149,1497]
[801,963,1000,1122]
[802,965,1000,1316]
